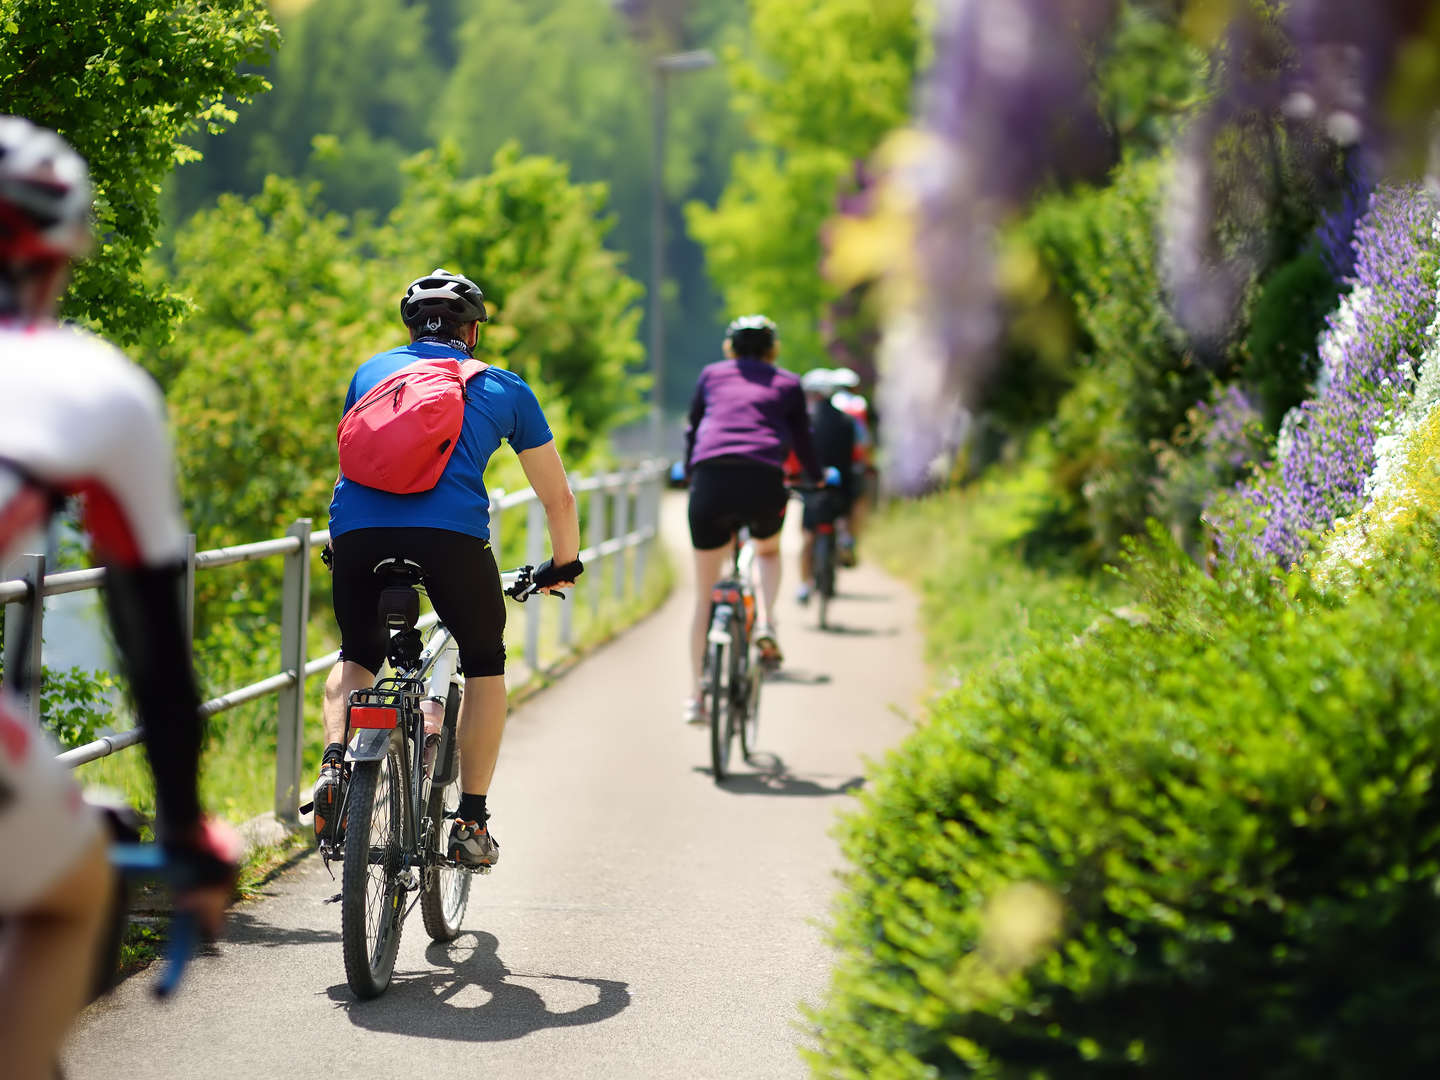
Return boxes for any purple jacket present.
[684,358,821,479]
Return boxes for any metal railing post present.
[612,477,629,602]
[587,486,605,622]
[183,533,197,647]
[2,553,45,726]
[274,519,312,823]
[633,468,653,593]
[525,498,544,671]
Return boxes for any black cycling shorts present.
[331,527,506,677]
[801,488,853,531]
[687,458,788,550]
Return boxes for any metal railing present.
[1,462,666,824]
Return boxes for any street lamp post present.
[650,49,715,455]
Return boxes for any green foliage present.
[813,521,1440,1077]
[688,0,921,369]
[1242,246,1339,431]
[39,664,118,750]
[0,0,277,345]
[170,0,747,410]
[867,441,1113,679]
[1035,156,1209,558]
[385,144,646,459]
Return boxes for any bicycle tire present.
[814,531,834,630]
[421,686,470,941]
[708,637,732,781]
[738,627,762,760]
[341,739,405,999]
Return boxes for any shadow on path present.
[765,667,832,685]
[326,931,630,1042]
[812,624,899,638]
[227,907,341,949]
[695,752,866,798]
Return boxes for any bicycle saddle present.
[373,557,423,631]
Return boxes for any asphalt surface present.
[64,493,926,1080]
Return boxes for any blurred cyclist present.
[828,368,876,561]
[680,315,822,724]
[796,369,857,604]
[319,268,582,869]
[0,116,236,1078]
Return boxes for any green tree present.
[0,0,277,345]
[384,143,646,463]
[687,0,921,369]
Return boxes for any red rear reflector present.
[350,706,399,729]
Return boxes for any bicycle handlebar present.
[500,565,566,603]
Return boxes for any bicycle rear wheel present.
[814,531,835,630]
[341,738,405,999]
[707,637,733,782]
[421,687,470,940]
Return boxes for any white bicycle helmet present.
[0,116,91,261]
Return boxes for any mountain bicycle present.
[322,559,551,999]
[798,481,846,630]
[703,529,769,783]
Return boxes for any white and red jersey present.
[0,319,188,911]
[0,320,186,568]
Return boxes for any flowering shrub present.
[1151,384,1267,558]
[1228,184,1437,564]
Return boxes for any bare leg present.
[458,674,507,794]
[690,543,732,700]
[799,529,816,585]
[753,532,783,630]
[322,660,376,748]
[0,833,110,1080]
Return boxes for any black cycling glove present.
[532,557,584,589]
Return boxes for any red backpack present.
[337,356,489,494]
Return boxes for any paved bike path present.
[64,493,926,1080]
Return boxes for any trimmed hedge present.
[811,528,1440,1078]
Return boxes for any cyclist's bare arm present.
[517,440,580,580]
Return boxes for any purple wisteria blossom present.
[880,0,1118,493]
[1232,184,1437,565]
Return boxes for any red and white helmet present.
[0,116,92,262]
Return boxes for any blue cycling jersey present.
[329,340,552,541]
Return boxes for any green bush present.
[1242,246,1339,432]
[812,524,1440,1078]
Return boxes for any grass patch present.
[866,448,1115,683]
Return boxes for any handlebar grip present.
[154,912,198,1000]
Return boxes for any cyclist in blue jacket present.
[318,270,582,869]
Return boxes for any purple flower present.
[1232,184,1436,564]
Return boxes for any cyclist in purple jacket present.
[681,316,821,724]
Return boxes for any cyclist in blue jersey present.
[318,269,582,869]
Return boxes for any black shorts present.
[331,527,506,677]
[801,488,852,531]
[687,458,788,550]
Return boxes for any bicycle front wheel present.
[708,637,733,782]
[341,738,405,999]
[421,688,470,941]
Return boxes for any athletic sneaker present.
[313,760,348,843]
[683,697,705,725]
[796,583,812,606]
[753,624,783,666]
[449,818,500,869]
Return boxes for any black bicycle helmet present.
[0,116,91,261]
[399,268,489,327]
[724,314,778,357]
